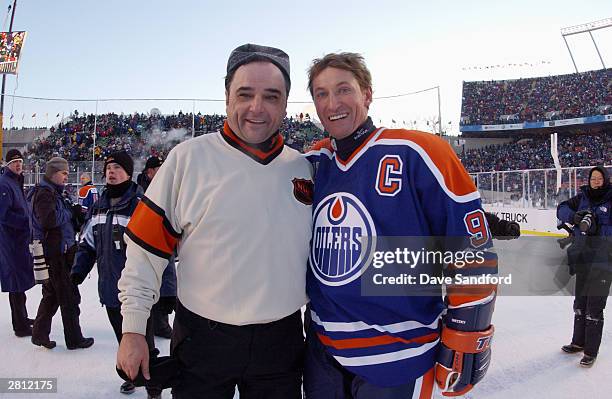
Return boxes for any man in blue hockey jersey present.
[78,172,98,215]
[304,53,497,398]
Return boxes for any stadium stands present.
[461,68,612,126]
[460,131,612,173]
[22,112,324,165]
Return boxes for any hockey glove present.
[435,294,495,396]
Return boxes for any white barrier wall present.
[483,205,564,236]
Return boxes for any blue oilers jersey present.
[78,184,99,214]
[305,127,497,387]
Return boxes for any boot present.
[31,337,57,349]
[120,381,136,395]
[67,337,94,350]
[561,343,583,354]
[583,316,604,358]
[15,326,33,337]
[580,354,596,367]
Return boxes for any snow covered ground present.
[1,238,610,398]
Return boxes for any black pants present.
[572,266,612,356]
[106,307,161,395]
[152,296,175,335]
[105,306,157,351]
[32,247,84,346]
[171,301,304,399]
[9,292,30,333]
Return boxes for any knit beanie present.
[45,157,69,179]
[145,155,164,170]
[104,151,134,177]
[226,43,291,93]
[5,149,23,164]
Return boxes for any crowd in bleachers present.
[22,111,323,166]
[461,131,612,173]
[461,68,612,126]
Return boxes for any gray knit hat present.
[226,43,291,93]
[45,157,69,179]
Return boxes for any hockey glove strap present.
[435,295,495,397]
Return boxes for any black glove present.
[70,273,85,286]
[494,220,521,240]
[573,210,590,226]
[505,221,521,238]
[116,355,181,390]
[70,204,85,231]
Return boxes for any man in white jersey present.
[116,44,313,399]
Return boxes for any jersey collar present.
[221,121,284,165]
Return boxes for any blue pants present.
[303,320,434,399]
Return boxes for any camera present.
[578,212,594,234]
[29,239,50,284]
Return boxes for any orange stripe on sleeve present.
[317,332,439,350]
[376,129,476,197]
[126,200,179,258]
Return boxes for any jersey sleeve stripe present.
[311,309,442,334]
[317,331,439,350]
[375,130,479,202]
[332,338,439,367]
[125,198,180,259]
[141,196,181,238]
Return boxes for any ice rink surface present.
[0,237,610,398]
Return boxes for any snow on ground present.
[1,239,611,398]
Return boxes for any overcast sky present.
[3,0,611,133]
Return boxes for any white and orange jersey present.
[118,123,314,335]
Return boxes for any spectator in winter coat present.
[71,151,162,398]
[557,166,612,367]
[30,157,93,350]
[0,149,35,337]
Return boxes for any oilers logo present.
[310,192,376,286]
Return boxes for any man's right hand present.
[117,333,150,381]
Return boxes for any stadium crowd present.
[461,132,612,173]
[22,111,323,166]
[461,68,612,126]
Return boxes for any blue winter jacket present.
[557,185,612,272]
[30,178,76,256]
[72,182,144,307]
[0,168,34,292]
[71,182,178,306]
